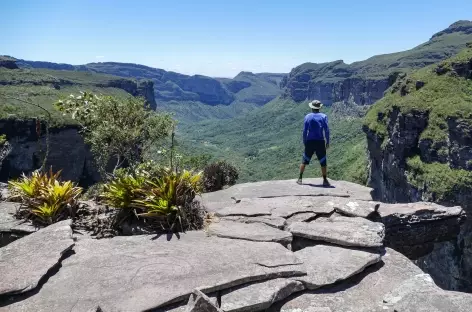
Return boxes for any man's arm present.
[302,117,309,144]
[324,115,330,147]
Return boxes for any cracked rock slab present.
[213,198,275,217]
[186,289,223,312]
[5,231,306,312]
[284,213,317,228]
[201,179,374,204]
[213,196,335,219]
[293,245,381,289]
[269,197,336,218]
[289,217,384,248]
[221,216,286,229]
[200,179,374,214]
[273,248,422,312]
[0,202,37,234]
[218,278,305,312]
[207,220,292,246]
[328,198,379,218]
[378,202,464,226]
[0,220,74,296]
[382,273,472,312]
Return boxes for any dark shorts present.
[302,140,327,166]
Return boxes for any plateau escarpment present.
[281,20,472,105]
[364,45,472,291]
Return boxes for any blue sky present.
[1,0,471,77]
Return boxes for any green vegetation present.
[0,67,143,125]
[406,156,472,202]
[56,92,174,173]
[284,21,472,90]
[351,24,472,79]
[85,62,283,107]
[8,169,82,225]
[0,134,6,146]
[17,60,284,123]
[157,100,260,124]
[365,46,472,201]
[101,163,204,232]
[203,160,239,192]
[223,72,283,105]
[178,97,368,184]
[6,92,205,233]
[365,46,472,143]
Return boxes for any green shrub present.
[101,162,204,232]
[203,161,239,192]
[406,156,472,202]
[55,92,174,174]
[0,134,6,146]
[8,169,82,225]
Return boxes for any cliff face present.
[281,21,472,104]
[69,62,237,106]
[0,56,18,69]
[281,63,390,104]
[0,119,100,187]
[1,60,157,110]
[18,61,283,107]
[98,78,157,110]
[363,47,472,291]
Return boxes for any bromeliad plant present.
[101,162,204,232]
[8,169,83,225]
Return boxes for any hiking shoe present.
[323,179,331,187]
[296,178,303,185]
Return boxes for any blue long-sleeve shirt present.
[302,112,330,144]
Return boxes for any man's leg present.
[321,165,330,186]
[321,166,327,179]
[298,144,313,184]
[315,140,330,186]
[297,163,306,184]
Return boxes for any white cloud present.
[95,55,105,59]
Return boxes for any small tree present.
[56,92,174,174]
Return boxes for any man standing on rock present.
[297,100,331,186]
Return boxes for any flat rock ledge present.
[186,289,223,312]
[1,179,470,312]
[382,273,472,312]
[201,179,375,207]
[213,196,336,219]
[217,278,305,312]
[288,218,385,248]
[0,220,74,296]
[294,245,382,289]
[207,220,292,246]
[0,202,37,235]
[2,232,306,312]
[378,202,465,225]
[220,216,286,229]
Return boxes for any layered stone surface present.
[288,218,385,248]
[0,220,73,296]
[207,220,292,245]
[1,179,469,312]
[2,232,305,312]
[294,245,382,289]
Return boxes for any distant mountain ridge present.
[17,60,285,107]
[281,20,472,104]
